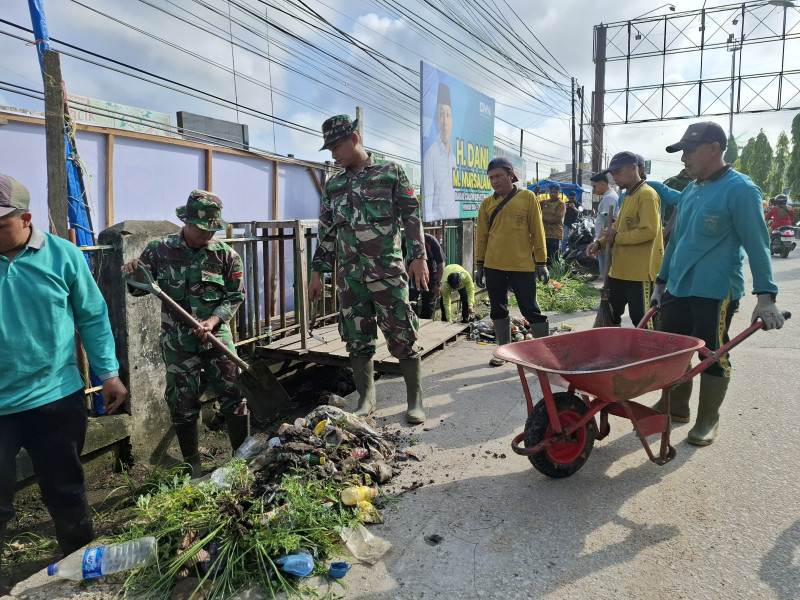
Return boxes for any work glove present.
[535,264,549,284]
[475,262,485,288]
[751,294,785,330]
[650,281,666,308]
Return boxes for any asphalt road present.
[4,252,797,600]
[339,251,800,600]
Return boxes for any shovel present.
[309,300,327,344]
[123,264,290,421]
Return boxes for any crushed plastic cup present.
[234,436,263,459]
[267,436,282,448]
[275,553,314,577]
[328,561,351,579]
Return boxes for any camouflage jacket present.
[130,232,245,348]
[311,155,426,282]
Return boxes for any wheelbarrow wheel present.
[523,392,595,478]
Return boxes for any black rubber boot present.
[398,357,425,424]
[687,373,729,446]
[490,317,511,366]
[0,520,7,570]
[350,356,377,417]
[51,497,93,556]
[224,414,250,455]
[173,422,202,478]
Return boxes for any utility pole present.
[519,129,523,157]
[591,26,607,175]
[578,85,585,187]
[43,50,68,239]
[571,77,577,184]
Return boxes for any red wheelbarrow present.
[494,307,791,478]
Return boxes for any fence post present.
[294,220,309,349]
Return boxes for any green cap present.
[320,114,359,151]
[175,190,228,231]
[0,174,30,218]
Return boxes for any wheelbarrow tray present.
[494,327,706,403]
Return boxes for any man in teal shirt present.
[0,174,127,560]
[649,123,784,446]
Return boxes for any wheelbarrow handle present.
[678,311,792,384]
[122,264,249,371]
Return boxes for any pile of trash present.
[468,316,542,343]
[49,406,412,599]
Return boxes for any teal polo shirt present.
[0,225,119,415]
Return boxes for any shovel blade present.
[237,359,291,422]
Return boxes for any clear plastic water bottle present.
[47,536,158,580]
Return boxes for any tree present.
[723,135,739,164]
[738,130,772,191]
[786,113,800,197]
[768,131,790,197]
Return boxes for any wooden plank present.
[105,134,114,228]
[205,148,213,190]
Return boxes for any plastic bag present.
[340,523,392,564]
[274,553,314,577]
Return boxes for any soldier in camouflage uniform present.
[122,191,247,477]
[308,115,430,424]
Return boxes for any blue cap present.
[601,151,639,174]
[548,182,561,190]
[47,564,58,576]
[666,121,727,153]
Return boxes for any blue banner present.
[420,63,495,221]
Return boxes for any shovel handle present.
[123,264,249,371]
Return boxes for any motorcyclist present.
[764,195,794,231]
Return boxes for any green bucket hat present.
[175,190,228,231]
[320,114,359,151]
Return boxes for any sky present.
[2,0,800,187]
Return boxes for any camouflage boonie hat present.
[320,114,359,151]
[175,190,228,231]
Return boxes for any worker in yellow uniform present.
[439,264,475,323]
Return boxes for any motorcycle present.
[563,217,600,281]
[769,225,797,258]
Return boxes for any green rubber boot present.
[399,357,425,424]
[351,356,377,417]
[654,379,693,423]
[490,317,512,366]
[687,373,730,446]
[173,422,202,478]
[225,414,250,455]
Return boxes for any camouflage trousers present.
[338,273,422,359]
[161,339,244,425]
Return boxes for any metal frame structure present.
[591,1,800,172]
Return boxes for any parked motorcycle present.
[769,225,797,258]
[563,217,600,281]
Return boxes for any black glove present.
[475,262,485,288]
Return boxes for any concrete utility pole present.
[591,26,607,175]
[43,49,68,239]
[356,106,364,144]
[571,77,577,184]
[578,85,585,186]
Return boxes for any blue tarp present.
[527,180,585,203]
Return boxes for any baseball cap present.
[666,121,727,153]
[487,157,519,182]
[635,154,645,167]
[0,174,30,218]
[548,182,561,190]
[601,151,639,174]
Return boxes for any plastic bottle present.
[276,453,326,465]
[47,536,158,580]
[340,485,377,506]
[234,436,264,459]
[327,394,348,408]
